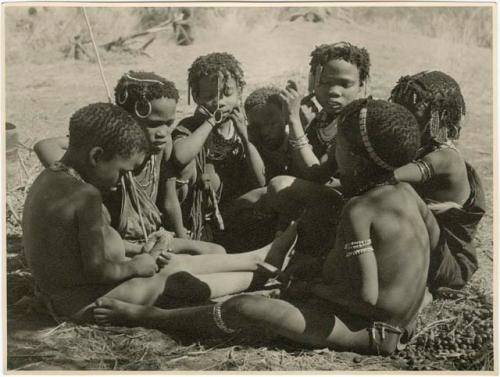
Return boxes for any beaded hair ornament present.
[308,41,368,97]
[117,73,166,119]
[358,105,395,171]
[390,70,465,143]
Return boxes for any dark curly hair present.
[69,103,148,160]
[390,71,466,140]
[338,98,420,172]
[188,52,245,100]
[309,42,371,85]
[244,86,282,114]
[114,71,179,115]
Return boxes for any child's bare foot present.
[419,287,433,311]
[93,297,149,327]
[259,221,298,276]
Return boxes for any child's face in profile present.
[248,103,287,150]
[195,72,241,114]
[136,97,177,154]
[91,151,146,193]
[315,59,363,117]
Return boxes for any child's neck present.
[60,151,91,183]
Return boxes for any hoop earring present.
[135,100,152,119]
[117,88,128,105]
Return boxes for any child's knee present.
[223,294,264,321]
[164,271,211,302]
[211,244,226,254]
[268,175,295,197]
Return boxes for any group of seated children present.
[24,41,485,355]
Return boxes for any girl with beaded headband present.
[387,71,485,291]
[90,100,438,357]
[171,52,268,247]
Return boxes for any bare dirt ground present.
[4,11,494,371]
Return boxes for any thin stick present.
[413,316,457,340]
[6,198,21,225]
[17,149,30,180]
[127,172,148,243]
[81,7,113,103]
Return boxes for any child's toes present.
[93,308,111,316]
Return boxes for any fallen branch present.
[99,21,173,51]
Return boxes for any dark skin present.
[172,72,265,190]
[24,142,299,321]
[34,97,191,242]
[89,134,439,355]
[23,146,173,319]
[393,105,470,205]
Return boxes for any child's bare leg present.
[93,295,385,354]
[94,297,216,333]
[170,221,298,275]
[165,272,256,300]
[171,238,227,255]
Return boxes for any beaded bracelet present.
[289,134,310,150]
[345,246,374,258]
[344,239,372,251]
[212,301,237,334]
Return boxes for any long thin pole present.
[81,7,113,103]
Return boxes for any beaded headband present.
[118,73,167,119]
[359,107,395,171]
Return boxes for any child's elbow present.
[361,288,378,306]
[84,262,112,284]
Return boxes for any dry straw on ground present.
[4,5,495,371]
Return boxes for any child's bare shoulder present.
[45,170,102,210]
[344,183,416,218]
[424,146,464,175]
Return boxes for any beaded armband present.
[344,239,374,258]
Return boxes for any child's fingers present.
[286,80,298,91]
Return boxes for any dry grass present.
[4,5,494,372]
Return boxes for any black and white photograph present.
[2,2,495,372]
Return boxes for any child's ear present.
[88,147,104,167]
[360,81,369,98]
[191,90,200,104]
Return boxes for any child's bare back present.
[322,183,437,326]
[23,168,127,315]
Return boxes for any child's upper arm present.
[422,148,462,177]
[342,198,379,305]
[415,191,441,250]
[75,186,107,274]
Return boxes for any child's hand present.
[143,229,174,254]
[229,107,248,139]
[131,253,159,277]
[280,81,302,122]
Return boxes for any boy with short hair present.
[389,70,486,291]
